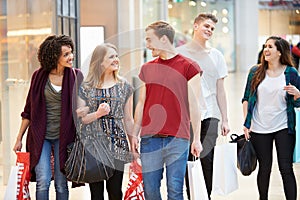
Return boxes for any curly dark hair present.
[37,34,74,72]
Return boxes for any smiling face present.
[57,45,74,68]
[145,28,164,58]
[263,39,281,63]
[194,18,216,41]
[102,47,119,74]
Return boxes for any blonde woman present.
[77,43,134,200]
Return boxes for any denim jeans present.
[35,139,69,200]
[140,136,189,200]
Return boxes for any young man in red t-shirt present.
[131,21,203,200]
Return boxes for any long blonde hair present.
[84,43,119,88]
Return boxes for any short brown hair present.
[145,21,175,44]
[194,13,218,24]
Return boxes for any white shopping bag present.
[187,159,209,200]
[212,142,238,196]
[4,166,19,200]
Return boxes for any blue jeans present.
[140,136,189,200]
[35,139,69,200]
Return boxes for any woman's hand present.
[13,139,22,153]
[95,102,110,118]
[284,83,300,99]
[243,126,251,140]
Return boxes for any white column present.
[116,0,144,82]
[235,0,259,72]
[159,0,169,21]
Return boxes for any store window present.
[142,0,168,62]
[0,0,79,183]
[258,1,300,68]
[56,0,79,68]
[168,0,236,71]
[0,0,54,182]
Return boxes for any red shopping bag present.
[124,160,145,200]
[16,152,31,200]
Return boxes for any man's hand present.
[190,140,203,158]
[130,136,140,160]
[221,121,230,136]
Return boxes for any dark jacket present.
[21,67,83,180]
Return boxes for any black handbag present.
[64,124,115,184]
[230,134,257,176]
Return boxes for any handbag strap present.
[75,122,83,140]
[104,118,111,136]
[230,134,239,141]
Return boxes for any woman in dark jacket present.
[13,34,84,200]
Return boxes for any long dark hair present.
[251,36,295,93]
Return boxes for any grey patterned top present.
[79,80,133,162]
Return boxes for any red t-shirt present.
[139,54,202,140]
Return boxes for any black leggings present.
[251,129,297,200]
[89,160,125,200]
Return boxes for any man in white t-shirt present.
[177,13,230,200]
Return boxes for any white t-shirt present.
[251,72,287,133]
[177,45,228,120]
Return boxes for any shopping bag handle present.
[230,133,246,142]
[216,134,230,145]
[191,156,199,161]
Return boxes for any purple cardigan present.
[22,67,83,180]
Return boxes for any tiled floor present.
[1,71,300,199]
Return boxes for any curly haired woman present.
[13,34,84,199]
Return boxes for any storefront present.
[258,1,300,47]
[0,0,79,183]
[167,0,236,71]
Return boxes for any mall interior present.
[0,0,300,199]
